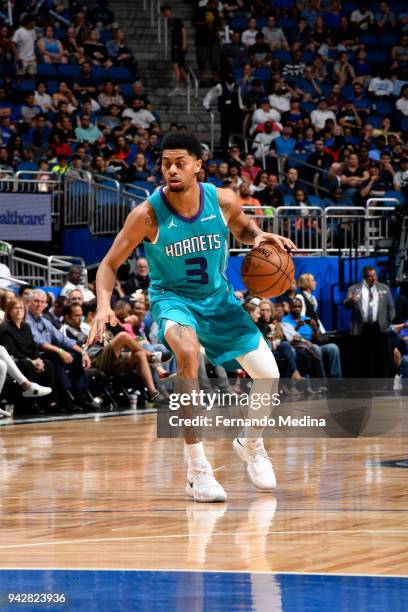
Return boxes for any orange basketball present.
[241,243,295,298]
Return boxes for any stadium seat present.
[100,31,113,43]
[365,115,382,128]
[129,180,154,195]
[37,64,58,78]
[287,153,308,168]
[400,117,408,132]
[342,85,354,99]
[384,191,404,205]
[119,83,134,97]
[256,17,267,28]
[309,195,323,207]
[228,16,248,30]
[272,50,292,64]
[380,33,398,48]
[300,101,316,114]
[301,51,314,64]
[359,33,378,48]
[19,79,36,91]
[375,100,393,116]
[107,66,132,81]
[91,66,107,80]
[16,162,39,180]
[58,65,81,80]
[369,51,388,65]
[276,17,296,30]
[47,80,59,94]
[233,67,244,80]
[254,67,271,80]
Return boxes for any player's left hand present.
[254,232,297,253]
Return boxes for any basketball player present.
[87,132,296,503]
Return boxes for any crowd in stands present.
[0,259,407,417]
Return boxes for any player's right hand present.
[87,308,117,346]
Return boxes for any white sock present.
[185,441,206,464]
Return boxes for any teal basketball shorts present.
[150,288,262,370]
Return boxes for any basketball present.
[241,243,295,298]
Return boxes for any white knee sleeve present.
[236,336,280,379]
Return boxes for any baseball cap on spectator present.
[249,297,261,306]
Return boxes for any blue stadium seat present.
[380,33,398,47]
[365,115,383,128]
[233,67,244,80]
[301,51,314,64]
[120,83,134,97]
[228,16,248,30]
[287,153,308,168]
[369,51,388,65]
[272,50,292,64]
[17,162,39,179]
[401,117,408,132]
[384,191,404,205]
[58,65,81,80]
[37,64,58,78]
[359,33,378,48]
[54,28,67,39]
[129,180,154,195]
[375,100,393,115]
[19,79,36,91]
[300,101,316,114]
[342,85,354,98]
[276,17,296,30]
[254,67,271,80]
[100,31,113,43]
[91,66,107,80]
[108,66,132,81]
[47,80,59,94]
[272,0,296,8]
[309,195,323,207]
[343,0,359,11]
[256,17,267,28]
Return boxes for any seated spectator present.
[122,97,156,129]
[37,26,67,64]
[242,17,259,49]
[106,28,137,72]
[250,98,281,135]
[275,279,298,314]
[256,173,282,210]
[282,48,306,79]
[98,81,125,110]
[341,152,369,203]
[310,98,336,132]
[396,85,408,117]
[394,157,408,191]
[262,15,289,51]
[83,28,112,67]
[248,32,271,68]
[240,153,261,184]
[283,297,342,379]
[60,266,96,304]
[267,125,296,172]
[375,1,397,32]
[34,82,52,114]
[60,303,90,345]
[125,152,155,183]
[253,121,280,162]
[276,167,307,198]
[338,100,363,135]
[75,115,103,144]
[252,170,268,193]
[123,257,150,296]
[0,298,56,408]
[237,181,262,217]
[26,290,93,410]
[333,51,356,87]
[368,68,394,99]
[73,62,98,99]
[221,31,247,70]
[350,2,374,32]
[43,296,67,329]
[392,35,408,73]
[52,82,78,114]
[63,26,85,64]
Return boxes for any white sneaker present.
[168,87,181,96]
[186,459,227,503]
[233,438,276,490]
[22,382,52,398]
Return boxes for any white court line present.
[1,529,408,550]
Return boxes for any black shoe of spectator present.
[74,392,101,412]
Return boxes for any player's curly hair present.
[161,132,202,159]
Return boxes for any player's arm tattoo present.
[234,217,262,245]
[144,209,158,228]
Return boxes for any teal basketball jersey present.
[144,183,230,300]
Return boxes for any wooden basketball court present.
[0,399,407,609]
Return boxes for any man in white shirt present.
[393,157,408,190]
[253,121,280,161]
[368,71,394,98]
[268,82,292,114]
[396,86,408,116]
[250,98,281,135]
[60,266,96,304]
[241,17,258,49]
[350,4,374,31]
[310,98,336,132]
[122,97,156,129]
[261,15,289,50]
[11,15,37,76]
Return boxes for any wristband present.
[58,348,65,353]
